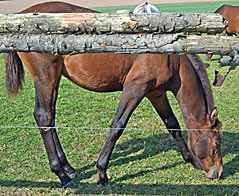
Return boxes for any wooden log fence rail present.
[0,12,226,34]
[1,33,239,56]
[1,12,239,58]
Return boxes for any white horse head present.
[133,2,160,13]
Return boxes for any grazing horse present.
[4,2,223,188]
[206,5,239,61]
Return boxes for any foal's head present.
[181,54,223,179]
[188,107,223,179]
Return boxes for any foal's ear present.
[209,107,218,124]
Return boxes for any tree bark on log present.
[0,33,238,55]
[0,12,226,34]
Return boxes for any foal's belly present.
[63,53,134,92]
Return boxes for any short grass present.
[1,1,239,195]
[94,0,239,13]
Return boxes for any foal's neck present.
[175,55,209,129]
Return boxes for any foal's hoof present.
[62,181,77,189]
[97,178,109,186]
[68,171,80,178]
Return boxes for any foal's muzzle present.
[206,166,223,179]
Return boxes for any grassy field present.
[1,1,239,195]
[94,0,239,13]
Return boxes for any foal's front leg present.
[96,83,147,185]
[147,93,202,170]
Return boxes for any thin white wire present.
[0,125,237,132]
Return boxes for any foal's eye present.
[212,148,218,157]
[212,150,216,157]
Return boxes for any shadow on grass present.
[220,132,239,179]
[0,180,59,188]
[74,183,239,195]
[74,131,239,181]
[0,132,238,195]
[75,132,180,181]
[0,180,238,195]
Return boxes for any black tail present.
[4,52,24,98]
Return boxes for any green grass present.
[1,1,239,195]
[93,1,239,13]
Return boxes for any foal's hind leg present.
[52,130,79,178]
[51,82,79,178]
[96,83,147,185]
[34,80,76,188]
[22,53,77,188]
[147,93,202,170]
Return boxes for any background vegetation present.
[0,1,239,195]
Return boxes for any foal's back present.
[21,1,99,13]
[63,53,181,92]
